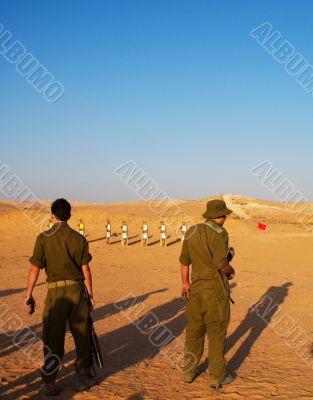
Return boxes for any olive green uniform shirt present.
[29,222,92,282]
[179,221,229,292]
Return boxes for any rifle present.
[84,283,103,368]
[217,271,235,304]
[89,311,104,368]
[216,246,235,304]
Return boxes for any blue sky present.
[1,0,313,202]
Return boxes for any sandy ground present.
[1,196,313,399]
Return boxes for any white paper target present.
[161,225,166,231]
[143,225,148,230]
[143,233,148,239]
[122,233,127,239]
[106,232,111,238]
[182,225,187,232]
[161,232,166,239]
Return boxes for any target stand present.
[142,223,148,246]
[160,222,167,247]
[121,222,128,247]
[181,222,187,242]
[78,220,85,236]
[106,221,111,244]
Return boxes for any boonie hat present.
[202,199,233,219]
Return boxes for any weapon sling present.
[204,221,235,304]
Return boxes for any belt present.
[47,280,82,288]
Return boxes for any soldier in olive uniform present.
[24,199,96,396]
[179,199,235,389]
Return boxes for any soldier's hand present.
[227,271,235,280]
[181,282,189,296]
[89,297,95,312]
[24,296,36,313]
[24,296,30,311]
[221,264,235,280]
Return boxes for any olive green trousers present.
[184,288,230,385]
[41,282,93,382]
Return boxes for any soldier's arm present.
[25,235,45,311]
[81,237,93,308]
[213,231,235,279]
[24,265,40,311]
[179,234,192,294]
[82,264,94,310]
[220,263,235,279]
[181,264,190,294]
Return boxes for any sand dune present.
[1,195,313,399]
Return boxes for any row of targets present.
[118,220,188,247]
[47,219,188,247]
[48,219,86,236]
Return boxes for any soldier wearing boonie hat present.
[179,199,236,389]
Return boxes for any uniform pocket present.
[42,290,54,342]
[213,295,230,324]
[202,290,230,324]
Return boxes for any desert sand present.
[1,195,313,399]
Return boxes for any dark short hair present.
[51,198,71,221]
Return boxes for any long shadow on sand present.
[167,238,181,247]
[0,283,48,357]
[96,296,185,379]
[0,289,185,399]
[88,236,106,243]
[197,282,292,375]
[127,235,154,246]
[0,289,168,359]
[226,282,292,372]
[109,234,140,245]
[0,282,46,298]
[128,393,144,400]
[147,235,172,247]
[88,232,120,244]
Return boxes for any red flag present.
[258,223,266,230]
